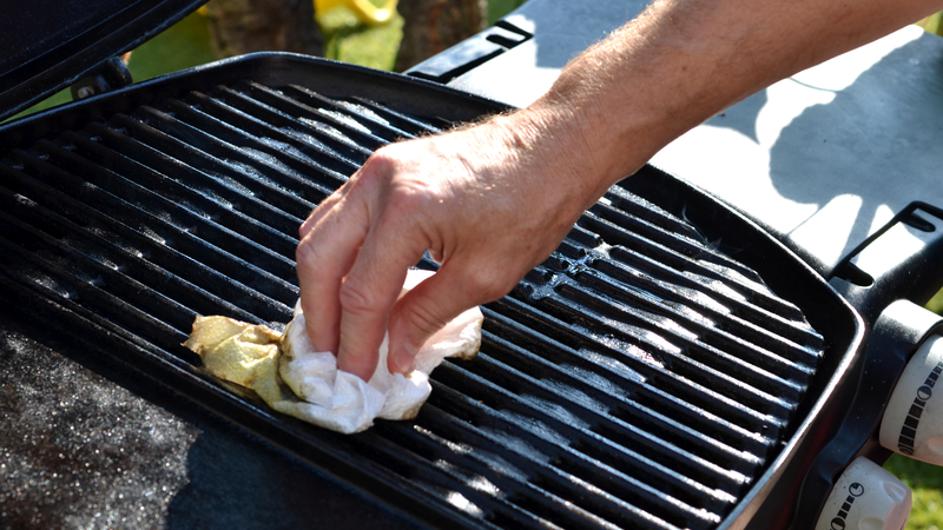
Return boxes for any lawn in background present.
[7,1,943,527]
[888,455,943,530]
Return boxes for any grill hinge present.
[70,56,133,101]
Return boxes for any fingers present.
[335,212,426,380]
[298,179,352,240]
[295,195,370,354]
[388,262,507,374]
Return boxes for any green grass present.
[487,0,525,24]
[920,12,943,35]
[7,2,943,526]
[886,455,943,529]
[319,4,403,70]
[126,11,217,80]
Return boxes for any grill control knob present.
[880,335,943,465]
[814,457,911,530]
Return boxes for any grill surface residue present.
[0,80,825,529]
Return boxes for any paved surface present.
[452,0,943,274]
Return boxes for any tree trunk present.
[395,0,487,71]
[205,0,323,57]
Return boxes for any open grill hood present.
[0,0,206,121]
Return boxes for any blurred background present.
[11,1,943,527]
[16,0,525,118]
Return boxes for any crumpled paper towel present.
[183,269,484,433]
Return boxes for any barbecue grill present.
[3,1,942,529]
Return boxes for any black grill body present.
[0,54,863,529]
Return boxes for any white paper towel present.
[278,269,484,433]
[184,269,483,434]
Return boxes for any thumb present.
[388,264,496,374]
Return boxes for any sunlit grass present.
[319,4,403,70]
[919,12,943,36]
[488,0,525,24]
[886,455,943,529]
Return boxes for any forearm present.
[522,0,942,188]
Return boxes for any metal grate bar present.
[531,287,791,429]
[0,189,260,323]
[276,84,417,141]
[65,127,304,236]
[416,404,625,530]
[0,160,298,308]
[594,187,824,348]
[589,201,763,285]
[101,115,321,217]
[555,236,820,363]
[240,83,401,142]
[233,82,390,149]
[479,310,756,486]
[348,95,448,134]
[10,147,297,282]
[553,275,807,402]
[574,214,804,320]
[568,226,824,350]
[135,105,346,198]
[487,295,775,458]
[600,186,703,240]
[426,377,684,530]
[571,260,814,382]
[479,330,740,508]
[178,89,366,173]
[583,253,822,365]
[37,136,299,261]
[0,233,191,350]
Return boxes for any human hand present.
[295,106,625,381]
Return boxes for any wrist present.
[518,92,654,195]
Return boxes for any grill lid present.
[0,0,205,122]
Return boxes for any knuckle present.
[401,301,445,338]
[298,215,319,239]
[387,182,432,216]
[361,147,398,176]
[466,269,512,301]
[339,281,381,316]
[295,238,321,267]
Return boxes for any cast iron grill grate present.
[0,78,825,529]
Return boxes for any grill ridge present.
[480,313,757,486]
[487,295,776,457]
[0,72,827,530]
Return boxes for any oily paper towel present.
[183,269,483,433]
